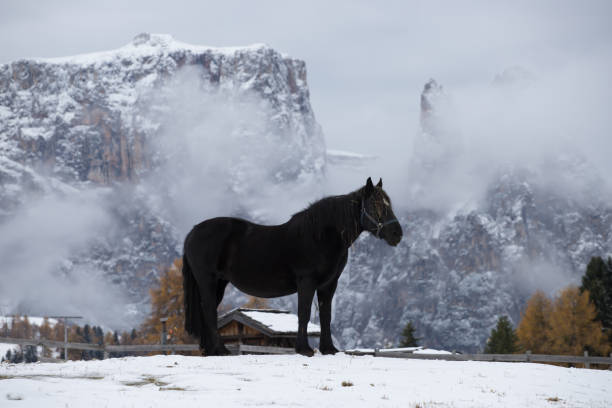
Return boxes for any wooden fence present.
[0,337,294,359]
[1,337,611,369]
[345,349,612,369]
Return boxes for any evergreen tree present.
[580,256,612,329]
[399,321,419,347]
[517,291,553,353]
[82,324,92,360]
[24,345,38,363]
[484,316,518,354]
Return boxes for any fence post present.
[584,350,590,369]
[609,353,612,371]
[374,348,379,357]
[160,317,168,355]
[64,323,68,362]
[526,350,531,362]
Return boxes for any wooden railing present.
[0,337,293,359]
[345,349,612,369]
[1,337,610,369]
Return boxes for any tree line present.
[483,256,612,358]
[4,256,610,362]
[399,256,612,359]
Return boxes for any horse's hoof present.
[296,347,315,357]
[218,345,232,356]
[320,345,339,355]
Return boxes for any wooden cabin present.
[218,308,321,348]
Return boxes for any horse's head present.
[361,177,403,246]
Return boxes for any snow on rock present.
[326,149,376,167]
[0,354,610,407]
[329,78,612,352]
[0,34,325,321]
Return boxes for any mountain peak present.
[27,34,270,66]
[131,32,174,47]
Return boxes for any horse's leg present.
[197,275,230,356]
[295,278,316,357]
[216,279,229,308]
[317,280,339,355]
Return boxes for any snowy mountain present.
[1,36,610,351]
[330,79,612,351]
[0,34,324,326]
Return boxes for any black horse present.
[182,177,402,356]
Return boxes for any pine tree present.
[399,321,419,347]
[24,345,38,363]
[517,290,553,353]
[581,256,612,329]
[484,316,518,354]
[546,286,609,356]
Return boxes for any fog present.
[0,188,136,328]
[0,1,611,325]
[141,67,324,235]
[343,56,612,214]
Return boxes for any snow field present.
[1,353,611,407]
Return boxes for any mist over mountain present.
[1,34,611,351]
[0,34,324,328]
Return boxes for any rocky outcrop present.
[2,38,610,351]
[325,79,612,352]
[0,34,325,321]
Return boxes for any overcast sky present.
[1,0,610,154]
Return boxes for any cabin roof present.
[218,308,321,337]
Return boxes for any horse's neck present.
[340,193,364,248]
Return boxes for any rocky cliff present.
[2,36,610,350]
[0,34,324,323]
[329,79,612,351]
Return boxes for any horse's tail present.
[182,253,204,339]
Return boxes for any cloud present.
[0,188,136,328]
[140,66,323,235]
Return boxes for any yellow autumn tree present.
[546,286,609,356]
[140,258,197,348]
[516,291,553,353]
[243,296,270,309]
[38,317,54,358]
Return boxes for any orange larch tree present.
[546,286,609,356]
[516,290,553,353]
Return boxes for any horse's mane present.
[287,187,364,245]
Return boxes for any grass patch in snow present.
[1,374,104,381]
[6,393,23,400]
[341,380,353,387]
[159,386,187,391]
[122,375,168,387]
[547,396,562,402]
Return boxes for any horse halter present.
[360,199,400,238]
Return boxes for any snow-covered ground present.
[1,354,611,407]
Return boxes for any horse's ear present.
[365,177,374,196]
[377,178,383,188]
